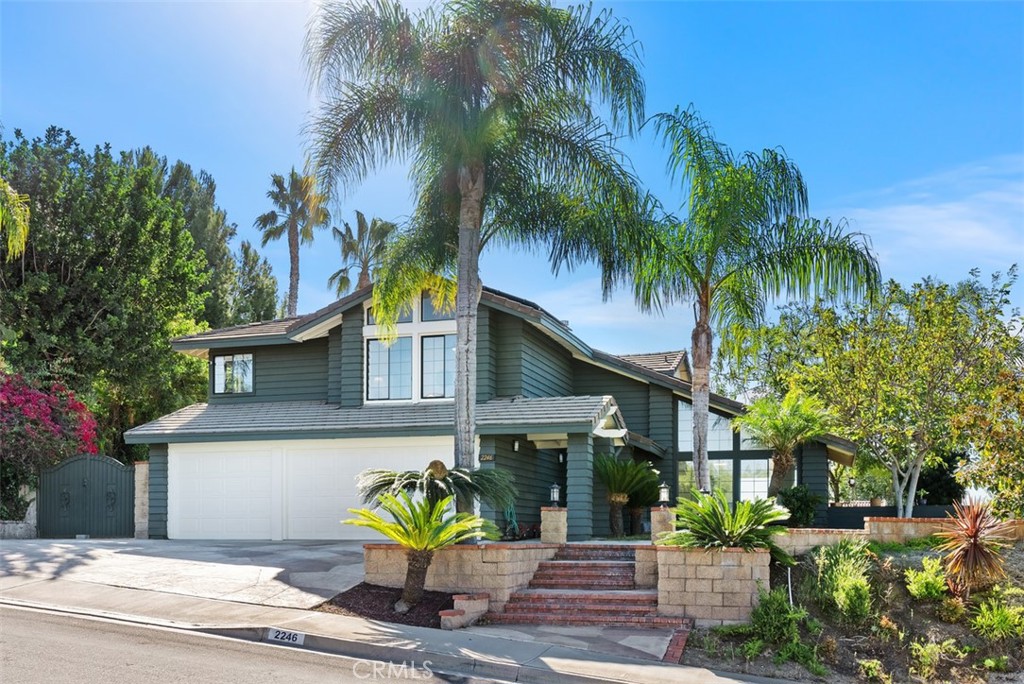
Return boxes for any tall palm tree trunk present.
[287,223,300,317]
[691,319,713,492]
[397,549,435,613]
[356,265,371,290]
[454,166,484,506]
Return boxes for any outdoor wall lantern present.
[658,482,671,508]
[549,483,561,507]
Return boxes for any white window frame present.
[212,353,254,395]
[362,300,456,404]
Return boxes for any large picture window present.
[213,354,253,394]
[367,338,412,400]
[421,334,456,398]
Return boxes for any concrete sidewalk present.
[0,539,778,683]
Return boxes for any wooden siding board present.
[339,309,363,407]
[208,339,328,404]
[798,443,830,525]
[566,432,594,540]
[327,325,343,404]
[489,438,562,530]
[572,361,649,433]
[494,314,524,397]
[148,444,168,539]
[476,309,496,402]
[520,326,573,398]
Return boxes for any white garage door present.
[168,437,455,540]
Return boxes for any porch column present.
[477,435,498,522]
[566,432,594,541]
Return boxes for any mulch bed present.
[318,582,455,629]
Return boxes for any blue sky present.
[2,1,1022,354]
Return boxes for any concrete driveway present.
[0,539,368,609]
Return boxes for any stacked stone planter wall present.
[656,547,770,627]
[363,543,560,611]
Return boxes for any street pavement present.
[0,538,776,684]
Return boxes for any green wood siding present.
[648,385,675,451]
[494,314,524,397]
[476,308,496,402]
[798,443,830,525]
[479,436,563,531]
[148,444,168,539]
[521,325,573,398]
[327,325,343,404]
[208,339,328,404]
[572,361,649,433]
[339,309,364,407]
[566,432,594,540]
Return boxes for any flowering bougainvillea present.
[0,373,98,518]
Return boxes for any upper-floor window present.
[363,293,455,402]
[213,353,253,394]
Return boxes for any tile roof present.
[173,317,300,343]
[124,395,617,443]
[619,350,688,374]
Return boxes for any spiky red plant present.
[935,498,1014,599]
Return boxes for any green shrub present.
[834,574,873,624]
[741,638,764,661]
[745,586,828,676]
[857,658,892,684]
[814,539,873,621]
[776,485,823,528]
[910,639,963,680]
[937,596,967,623]
[904,556,948,600]
[658,489,794,565]
[867,535,941,554]
[982,655,1010,672]
[971,597,1024,641]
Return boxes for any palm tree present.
[327,210,397,295]
[593,455,658,538]
[305,0,647,472]
[731,389,834,497]
[356,459,517,512]
[254,168,330,317]
[345,491,499,612]
[632,107,879,492]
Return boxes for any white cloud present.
[829,156,1024,302]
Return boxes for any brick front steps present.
[484,544,692,630]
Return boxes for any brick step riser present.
[502,605,658,616]
[484,614,687,628]
[554,553,635,562]
[507,593,659,606]
[531,570,635,581]
[528,581,636,590]
[539,561,635,569]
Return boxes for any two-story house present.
[125,286,853,541]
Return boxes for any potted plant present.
[855,468,891,506]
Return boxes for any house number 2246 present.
[267,629,305,646]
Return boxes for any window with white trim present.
[213,353,253,394]
[363,293,456,402]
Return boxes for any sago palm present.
[593,455,657,538]
[254,168,330,316]
[328,210,397,295]
[305,0,648,471]
[732,389,834,497]
[344,491,499,612]
[631,107,879,492]
[356,460,517,512]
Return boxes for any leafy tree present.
[0,373,98,518]
[328,210,397,295]
[731,389,834,497]
[356,459,517,512]
[231,240,279,323]
[254,168,329,317]
[954,369,1024,517]
[593,454,658,538]
[797,272,1020,517]
[0,177,30,261]
[0,127,208,460]
[305,0,648,473]
[344,492,499,612]
[630,107,879,493]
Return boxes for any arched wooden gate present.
[38,455,134,538]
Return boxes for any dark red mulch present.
[318,582,455,629]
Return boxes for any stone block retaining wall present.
[778,528,870,556]
[656,547,770,627]
[363,543,559,610]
